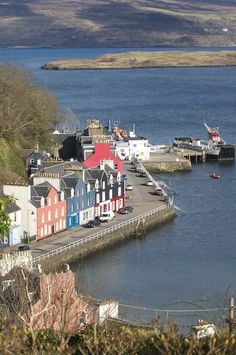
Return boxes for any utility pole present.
[226,297,235,336]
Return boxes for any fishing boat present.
[210,172,220,179]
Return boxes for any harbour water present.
[1,47,236,324]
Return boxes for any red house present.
[31,182,66,240]
[83,143,123,173]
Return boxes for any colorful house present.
[4,182,66,241]
[83,143,123,173]
[61,176,95,228]
[31,182,66,240]
[84,164,125,217]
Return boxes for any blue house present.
[61,176,95,229]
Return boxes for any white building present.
[3,184,37,240]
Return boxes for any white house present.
[3,184,37,240]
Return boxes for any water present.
[1,48,236,325]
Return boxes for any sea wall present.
[39,205,176,272]
[143,158,192,173]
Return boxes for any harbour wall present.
[143,157,192,173]
[35,204,176,272]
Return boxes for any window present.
[55,208,58,218]
[54,195,57,204]
[61,206,64,216]
[41,227,44,237]
[41,213,45,223]
[102,192,105,202]
[48,198,51,206]
[44,225,47,235]
[118,187,121,196]
[96,194,100,204]
[79,311,87,325]
[48,211,51,221]
[102,181,105,189]
[59,219,62,229]
[109,189,113,199]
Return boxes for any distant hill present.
[0,0,236,48]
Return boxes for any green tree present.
[0,194,14,242]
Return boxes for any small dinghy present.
[210,172,220,179]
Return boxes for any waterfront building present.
[83,143,123,173]
[3,182,66,241]
[61,176,95,228]
[84,164,125,217]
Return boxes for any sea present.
[1,47,236,328]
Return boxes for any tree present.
[0,64,60,149]
[0,194,14,243]
[57,107,80,133]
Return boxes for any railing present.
[33,202,173,264]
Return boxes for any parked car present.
[121,174,128,181]
[139,172,146,177]
[118,207,129,214]
[154,188,164,196]
[118,205,134,214]
[125,205,134,213]
[99,211,114,222]
[126,184,133,191]
[18,244,30,252]
[83,219,101,228]
[146,180,153,186]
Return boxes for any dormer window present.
[40,197,45,207]
[102,181,105,189]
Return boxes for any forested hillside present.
[0,65,60,186]
[0,0,236,47]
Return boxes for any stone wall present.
[39,205,176,272]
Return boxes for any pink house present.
[31,182,66,240]
[83,143,123,173]
[32,269,94,333]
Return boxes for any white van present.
[99,211,114,222]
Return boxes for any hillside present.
[0,0,236,48]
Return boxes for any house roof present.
[83,143,123,173]
[31,182,53,198]
[0,192,21,213]
[36,161,83,177]
[61,176,79,189]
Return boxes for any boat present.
[204,123,235,161]
[210,173,220,179]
